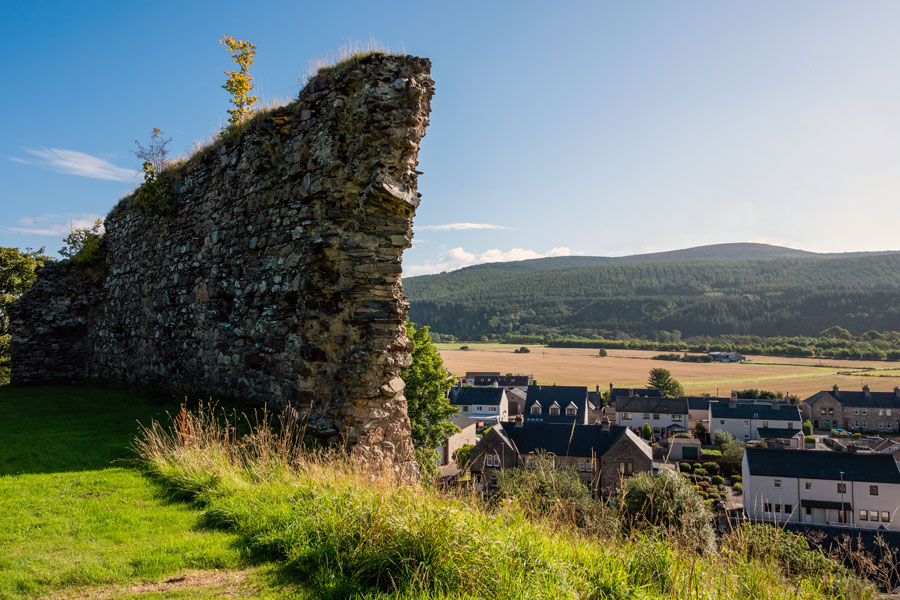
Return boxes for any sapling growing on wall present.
[220,35,258,128]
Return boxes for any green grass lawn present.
[0,383,309,599]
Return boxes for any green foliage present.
[514,345,531,353]
[220,35,258,128]
[401,322,459,450]
[702,461,720,475]
[452,443,473,468]
[618,472,715,551]
[679,462,691,472]
[641,422,652,440]
[695,421,707,435]
[134,127,171,173]
[711,475,725,485]
[597,347,608,357]
[733,482,743,494]
[735,388,778,400]
[459,345,470,350]
[647,367,684,397]
[59,219,103,263]
[713,429,734,449]
[804,435,816,443]
[134,161,175,216]
[803,419,813,435]
[723,438,746,463]
[0,246,49,383]
[730,475,742,483]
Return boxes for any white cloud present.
[9,214,104,236]
[404,246,581,276]
[11,148,141,182]
[416,222,512,231]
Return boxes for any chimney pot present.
[833,384,839,396]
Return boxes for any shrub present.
[802,419,812,435]
[691,462,703,471]
[618,472,715,551]
[642,423,653,440]
[679,462,691,472]
[693,468,708,477]
[597,348,607,357]
[730,475,742,483]
[701,448,722,457]
[852,432,862,438]
[59,219,104,263]
[711,475,724,485]
[673,432,691,439]
[804,435,816,444]
[707,492,720,500]
[459,345,470,351]
[452,444,473,469]
[713,430,734,449]
[702,461,720,475]
[733,482,742,494]
[220,35,258,128]
[514,346,531,353]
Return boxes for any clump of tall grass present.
[135,405,877,599]
[303,36,404,85]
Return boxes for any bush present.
[514,346,531,353]
[730,475,742,483]
[693,468,708,477]
[597,348,607,357]
[712,430,734,449]
[802,420,812,436]
[618,472,715,551]
[673,432,691,438]
[459,345,470,351]
[642,423,653,440]
[691,462,703,471]
[711,475,724,486]
[733,482,743,494]
[679,462,691,472]
[701,448,722,457]
[702,461,719,475]
[804,435,816,444]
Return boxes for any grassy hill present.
[1,382,878,599]
[404,245,900,339]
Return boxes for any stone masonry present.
[10,54,435,466]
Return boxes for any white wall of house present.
[711,415,799,441]
[742,458,900,530]
[615,410,686,436]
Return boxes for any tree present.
[0,247,50,383]
[641,423,652,440]
[647,367,684,397]
[401,322,459,450]
[220,35,258,128]
[134,128,171,173]
[695,421,707,436]
[820,326,852,340]
[802,420,813,436]
[59,219,103,263]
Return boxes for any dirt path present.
[43,569,258,599]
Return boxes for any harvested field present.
[436,344,900,398]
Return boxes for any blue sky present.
[3,1,900,275]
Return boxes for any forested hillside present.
[405,250,900,339]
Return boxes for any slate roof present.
[710,401,801,421]
[449,386,505,406]
[610,387,663,399]
[497,421,646,459]
[616,396,689,415]
[806,389,900,409]
[745,447,900,483]
[524,385,588,423]
[756,427,803,439]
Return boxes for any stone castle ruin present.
[10,54,435,465]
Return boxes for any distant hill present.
[404,244,900,339]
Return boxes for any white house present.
[743,447,900,531]
[448,386,509,423]
[615,397,689,438]
[709,399,802,441]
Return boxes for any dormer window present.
[566,403,577,416]
[530,403,542,415]
[549,401,560,416]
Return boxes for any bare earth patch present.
[45,569,256,600]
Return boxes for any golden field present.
[436,344,900,399]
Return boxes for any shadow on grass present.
[1,381,204,476]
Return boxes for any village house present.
[708,351,745,362]
[523,385,592,424]
[709,398,802,441]
[606,384,662,410]
[615,396,689,438]
[756,427,805,449]
[468,417,653,495]
[505,387,526,416]
[803,385,900,433]
[448,386,509,423]
[742,447,900,530]
[460,371,532,388]
[437,413,478,474]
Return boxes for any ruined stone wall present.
[10,54,434,465]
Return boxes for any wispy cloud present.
[11,148,141,182]
[9,214,104,237]
[404,246,580,276]
[416,222,512,231]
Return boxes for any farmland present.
[436,344,900,398]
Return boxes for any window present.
[743,420,750,427]
[490,473,497,486]
[486,454,501,468]
[784,504,792,514]
[888,409,892,417]
[462,406,468,412]
[855,421,859,428]
[854,408,860,416]
[653,413,660,420]
[720,419,725,425]
[871,511,880,522]
[821,408,826,415]
[625,412,633,420]
[774,504,782,513]
[489,406,497,412]
[566,405,576,416]
[764,503,772,513]
[531,404,541,415]
[578,460,593,472]
[863,409,868,416]
[863,421,868,429]
[673,414,682,421]
[829,408,834,415]
[879,409,885,417]
[618,462,633,476]
[549,406,560,416]
[860,510,869,521]
[763,421,769,428]
[774,479,782,488]
[653,427,660,434]
[837,483,847,494]
[870,485,879,496]
[805,482,812,490]
[879,421,884,429]
[882,511,890,522]
[787,422,793,429]
[805,506,812,515]
[643,413,650,419]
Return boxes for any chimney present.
[894,387,900,398]
[863,384,870,397]
[514,414,524,428]
[599,416,610,430]
[833,384,839,397]
[729,391,737,408]
[596,384,600,393]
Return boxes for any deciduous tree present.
[220,35,258,128]
[647,367,684,397]
[401,322,459,450]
